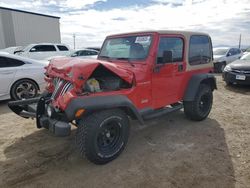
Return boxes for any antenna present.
[239,34,241,49]
[73,33,76,49]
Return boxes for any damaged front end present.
[8,58,136,136]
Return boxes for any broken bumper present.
[8,97,71,137]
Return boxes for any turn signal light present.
[75,109,85,118]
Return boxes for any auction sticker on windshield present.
[135,36,151,44]
[236,75,246,80]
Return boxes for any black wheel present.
[76,109,130,164]
[184,84,213,121]
[11,79,39,100]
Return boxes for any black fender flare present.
[183,73,217,101]
[65,95,144,124]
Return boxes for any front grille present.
[231,69,250,75]
[51,78,73,100]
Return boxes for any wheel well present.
[10,78,40,98]
[201,78,216,91]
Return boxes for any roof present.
[107,30,209,38]
[0,6,60,19]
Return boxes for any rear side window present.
[0,57,24,67]
[30,45,57,52]
[57,45,69,51]
[189,35,212,65]
[157,37,184,64]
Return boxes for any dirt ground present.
[0,75,249,188]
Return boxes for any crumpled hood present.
[47,57,134,84]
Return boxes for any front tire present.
[76,109,130,164]
[184,84,213,121]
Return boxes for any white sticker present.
[135,36,151,44]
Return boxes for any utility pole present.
[73,33,76,49]
[239,34,241,49]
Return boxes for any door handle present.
[178,64,184,72]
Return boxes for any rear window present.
[0,57,25,67]
[57,45,69,51]
[30,45,57,52]
[189,35,212,65]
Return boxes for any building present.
[0,7,61,49]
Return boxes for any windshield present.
[213,48,228,55]
[241,53,250,60]
[99,35,152,61]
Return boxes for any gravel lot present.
[0,75,249,188]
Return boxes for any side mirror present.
[71,53,77,57]
[30,48,36,52]
[227,52,232,57]
[162,50,173,63]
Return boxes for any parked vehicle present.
[213,47,243,72]
[47,49,99,61]
[0,46,23,54]
[0,52,47,100]
[9,30,216,164]
[86,47,101,52]
[15,43,70,60]
[243,47,250,55]
[223,53,250,85]
[70,49,98,58]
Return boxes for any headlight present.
[224,65,232,72]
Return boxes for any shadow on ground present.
[0,100,11,115]
[224,84,250,95]
[1,112,235,188]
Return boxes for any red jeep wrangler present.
[9,30,216,164]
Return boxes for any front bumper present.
[8,96,71,137]
[222,71,250,85]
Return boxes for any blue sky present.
[0,0,250,48]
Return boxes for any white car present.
[213,47,243,72]
[0,52,48,101]
[0,46,23,54]
[15,43,71,60]
[47,49,99,60]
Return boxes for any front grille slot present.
[232,69,250,75]
[51,78,73,100]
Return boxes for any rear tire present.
[11,79,39,100]
[75,109,130,165]
[184,84,213,121]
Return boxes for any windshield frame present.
[98,33,154,63]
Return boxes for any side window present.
[0,57,8,68]
[228,48,234,56]
[189,35,212,65]
[157,37,184,64]
[57,45,69,51]
[90,51,98,55]
[30,45,57,52]
[79,50,88,56]
[0,57,24,68]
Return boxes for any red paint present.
[45,32,213,111]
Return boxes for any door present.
[28,45,57,60]
[0,57,22,97]
[152,36,185,108]
[227,48,237,63]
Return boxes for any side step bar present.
[141,103,183,120]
